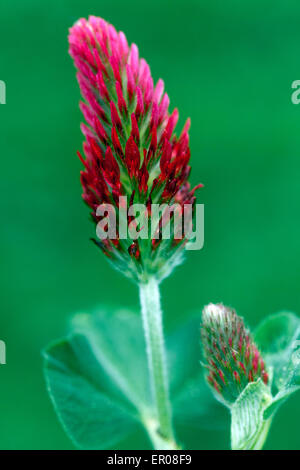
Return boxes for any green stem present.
[139,277,176,449]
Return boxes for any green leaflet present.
[43,334,142,449]
[43,308,227,450]
[43,308,152,449]
[231,379,272,450]
[255,312,300,419]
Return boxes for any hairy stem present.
[139,277,176,449]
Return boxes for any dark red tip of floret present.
[116,81,127,114]
[131,113,140,145]
[125,135,140,178]
[111,126,124,159]
[110,101,123,133]
[262,371,268,385]
[101,147,120,189]
[128,241,140,260]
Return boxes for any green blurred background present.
[1,0,300,449]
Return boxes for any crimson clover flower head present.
[201,303,269,406]
[68,16,202,282]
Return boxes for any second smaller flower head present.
[201,304,269,406]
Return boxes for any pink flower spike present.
[109,55,122,84]
[93,49,108,77]
[138,59,150,90]
[126,64,135,101]
[80,123,94,141]
[119,31,129,58]
[94,116,108,144]
[135,86,144,119]
[131,114,140,145]
[151,102,158,129]
[164,108,179,140]
[181,117,191,136]
[129,43,139,79]
[111,127,123,159]
[158,93,170,124]
[153,79,164,104]
[147,126,157,162]
[96,72,109,101]
[77,150,88,169]
[144,77,154,109]
[138,159,149,194]
[110,101,123,133]
[79,101,95,128]
[102,147,120,189]
[116,81,127,114]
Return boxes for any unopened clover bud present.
[201,303,268,406]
